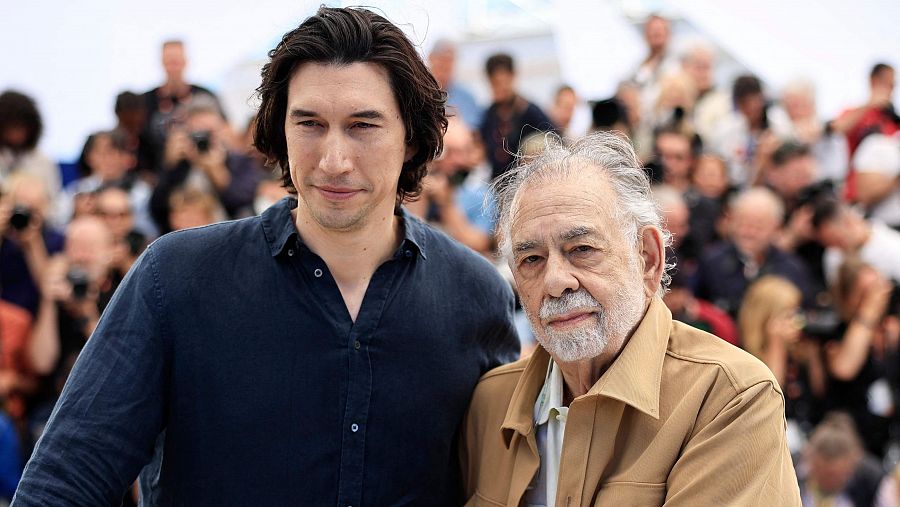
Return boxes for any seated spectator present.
[813,194,900,285]
[95,186,148,280]
[852,133,900,229]
[113,91,155,179]
[824,258,898,457]
[427,39,482,130]
[739,276,826,449]
[409,117,495,255]
[798,413,885,507]
[766,141,819,213]
[696,187,814,316]
[769,79,848,183]
[479,52,556,179]
[150,98,262,233]
[662,268,737,346]
[167,188,225,231]
[691,153,732,202]
[681,41,731,145]
[709,75,788,187]
[0,90,60,198]
[0,173,64,317]
[56,130,156,237]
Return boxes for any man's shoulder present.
[148,215,264,262]
[413,216,506,283]
[469,356,529,411]
[666,320,779,394]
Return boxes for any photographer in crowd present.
[149,98,262,233]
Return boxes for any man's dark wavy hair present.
[254,6,447,205]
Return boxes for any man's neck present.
[293,204,402,319]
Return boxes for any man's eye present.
[522,255,542,265]
[572,245,593,254]
[353,122,377,129]
[297,120,319,127]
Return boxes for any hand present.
[41,256,72,303]
[0,196,11,238]
[15,209,45,251]
[785,205,813,242]
[193,143,227,175]
[163,129,193,169]
[857,273,892,324]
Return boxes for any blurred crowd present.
[1,13,899,506]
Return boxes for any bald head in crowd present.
[729,188,784,263]
[65,216,114,282]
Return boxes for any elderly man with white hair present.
[460,132,800,506]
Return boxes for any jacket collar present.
[501,297,672,447]
[260,197,427,260]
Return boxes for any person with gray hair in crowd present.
[460,131,800,506]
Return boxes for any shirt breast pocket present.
[593,481,666,506]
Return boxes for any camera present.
[9,206,32,231]
[190,130,212,153]
[66,268,91,300]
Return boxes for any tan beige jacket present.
[461,297,801,506]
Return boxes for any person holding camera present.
[27,216,116,417]
[0,173,64,318]
[149,98,262,233]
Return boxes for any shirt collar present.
[501,297,672,446]
[260,197,428,260]
[533,359,565,426]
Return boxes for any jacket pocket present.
[593,481,666,506]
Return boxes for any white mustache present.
[539,289,601,320]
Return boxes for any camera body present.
[66,268,91,300]
[9,205,32,231]
[190,130,212,153]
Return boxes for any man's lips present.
[316,186,362,201]
[545,310,596,328]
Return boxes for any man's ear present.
[404,142,418,163]
[638,226,665,298]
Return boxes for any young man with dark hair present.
[14,7,518,505]
[479,52,556,179]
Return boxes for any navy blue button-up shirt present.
[14,198,519,506]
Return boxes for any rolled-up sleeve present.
[13,245,169,506]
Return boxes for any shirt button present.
[313,268,323,278]
[351,423,359,432]
[287,249,294,256]
[404,250,413,258]
[354,340,361,350]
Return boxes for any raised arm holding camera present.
[150,98,262,233]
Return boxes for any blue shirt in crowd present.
[13,197,519,506]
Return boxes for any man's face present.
[428,48,454,89]
[692,156,729,198]
[162,44,186,82]
[872,68,896,96]
[186,111,225,146]
[433,119,472,177]
[96,189,134,240]
[88,135,132,182]
[65,218,113,283]
[509,168,649,363]
[683,51,713,92]
[285,62,411,232]
[737,93,766,124]
[768,155,816,200]
[644,18,669,53]
[663,200,689,249]
[656,133,693,180]
[730,199,779,260]
[808,452,858,495]
[489,69,515,103]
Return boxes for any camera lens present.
[9,206,32,231]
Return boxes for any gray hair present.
[491,131,674,296]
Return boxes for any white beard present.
[528,258,646,363]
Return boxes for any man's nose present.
[543,252,579,298]
[318,131,353,176]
